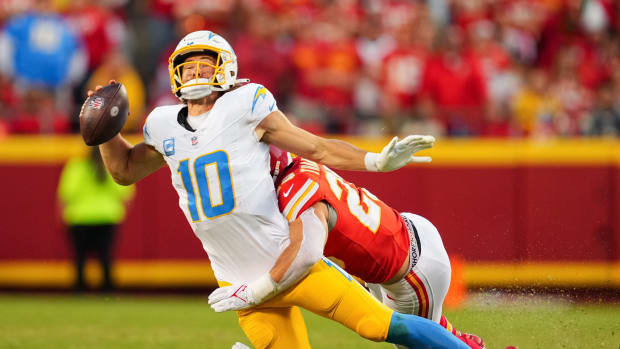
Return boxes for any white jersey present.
[143,83,289,284]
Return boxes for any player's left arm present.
[208,203,329,312]
[257,110,435,172]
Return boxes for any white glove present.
[232,342,251,349]
[365,135,435,172]
[208,274,276,312]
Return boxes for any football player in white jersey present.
[90,30,469,349]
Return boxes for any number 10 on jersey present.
[177,151,236,221]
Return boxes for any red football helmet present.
[269,145,293,181]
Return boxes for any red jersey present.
[270,148,410,283]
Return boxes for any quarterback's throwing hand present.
[366,135,436,172]
[208,284,256,312]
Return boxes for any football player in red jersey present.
[269,146,486,349]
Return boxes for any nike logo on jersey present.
[269,102,276,112]
[282,185,294,197]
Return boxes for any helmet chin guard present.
[168,30,242,101]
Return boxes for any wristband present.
[364,152,379,172]
[249,273,277,303]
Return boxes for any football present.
[79,82,129,146]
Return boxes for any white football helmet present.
[168,30,246,101]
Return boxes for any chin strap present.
[180,78,213,100]
[232,78,250,88]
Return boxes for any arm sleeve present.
[275,207,327,292]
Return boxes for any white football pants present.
[370,212,452,323]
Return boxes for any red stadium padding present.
[1,163,617,261]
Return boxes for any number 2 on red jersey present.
[323,167,381,233]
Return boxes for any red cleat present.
[457,332,486,349]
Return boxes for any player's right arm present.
[87,84,165,185]
[99,135,165,185]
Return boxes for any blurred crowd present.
[0,0,619,138]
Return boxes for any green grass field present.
[0,293,618,349]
